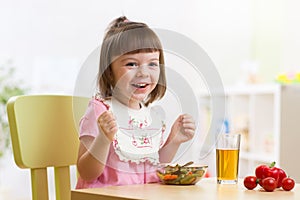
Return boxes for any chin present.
[131,94,148,102]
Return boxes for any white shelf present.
[224,84,279,95]
[197,84,279,97]
[199,84,300,182]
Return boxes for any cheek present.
[152,70,160,83]
[113,70,134,86]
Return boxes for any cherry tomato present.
[255,164,269,180]
[258,179,264,187]
[255,162,279,187]
[282,177,295,191]
[262,177,277,192]
[276,168,287,188]
[244,176,258,190]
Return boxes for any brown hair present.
[97,16,166,106]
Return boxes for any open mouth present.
[131,83,149,89]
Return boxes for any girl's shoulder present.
[85,95,111,117]
[92,94,111,110]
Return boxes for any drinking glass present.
[216,133,241,184]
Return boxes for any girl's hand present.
[168,114,195,144]
[97,111,118,142]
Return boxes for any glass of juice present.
[216,133,241,184]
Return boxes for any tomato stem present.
[269,161,276,168]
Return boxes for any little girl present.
[76,16,196,188]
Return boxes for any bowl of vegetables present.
[156,161,208,185]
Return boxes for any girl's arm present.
[77,111,117,181]
[159,114,195,163]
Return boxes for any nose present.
[135,64,149,77]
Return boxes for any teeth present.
[132,83,147,88]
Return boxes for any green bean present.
[180,174,199,184]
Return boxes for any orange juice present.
[216,148,239,182]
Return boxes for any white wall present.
[2,0,300,90]
[282,0,300,72]
[0,0,253,93]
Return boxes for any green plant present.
[0,61,27,157]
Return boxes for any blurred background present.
[1,0,300,199]
[2,0,300,93]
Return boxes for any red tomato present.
[258,179,264,187]
[276,168,287,188]
[255,164,269,180]
[262,177,277,192]
[255,162,279,186]
[282,177,295,191]
[244,176,258,190]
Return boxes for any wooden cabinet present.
[199,84,300,182]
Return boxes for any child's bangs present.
[111,27,162,57]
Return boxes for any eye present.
[149,62,159,67]
[125,62,138,68]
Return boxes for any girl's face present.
[111,51,160,109]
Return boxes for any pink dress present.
[76,96,166,189]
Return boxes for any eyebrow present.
[120,57,159,62]
[149,58,159,61]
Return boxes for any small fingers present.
[97,111,118,133]
[181,114,194,123]
[98,111,115,122]
[182,121,196,129]
[181,114,195,129]
[183,129,195,138]
[181,114,196,137]
[102,119,117,130]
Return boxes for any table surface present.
[71,178,300,200]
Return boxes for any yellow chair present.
[6,95,89,200]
